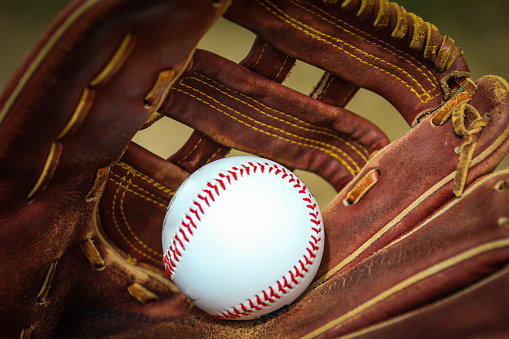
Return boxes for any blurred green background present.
[1,0,508,208]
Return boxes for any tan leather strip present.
[27,141,63,201]
[0,0,102,124]
[302,237,509,339]
[446,45,464,70]
[340,0,360,11]
[390,3,408,39]
[453,141,476,198]
[335,266,509,339]
[144,69,176,110]
[373,0,390,29]
[308,167,499,292]
[81,238,106,270]
[36,259,59,305]
[357,0,374,20]
[431,91,473,126]
[345,168,380,205]
[19,327,32,339]
[409,13,425,50]
[423,22,440,62]
[496,178,509,193]
[435,36,454,73]
[89,32,136,87]
[499,218,509,230]
[57,87,94,140]
[86,165,111,202]
[127,283,159,304]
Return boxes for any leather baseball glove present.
[1,0,508,338]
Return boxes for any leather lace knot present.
[443,102,489,197]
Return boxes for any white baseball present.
[162,156,324,320]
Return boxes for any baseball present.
[161,156,324,320]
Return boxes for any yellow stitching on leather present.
[115,162,174,194]
[37,258,59,305]
[261,0,438,103]
[176,136,203,165]
[205,146,224,164]
[57,87,94,139]
[91,205,180,294]
[0,0,102,123]
[89,32,136,87]
[27,141,62,201]
[339,85,358,107]
[179,77,363,169]
[174,85,360,175]
[274,54,290,81]
[187,73,369,161]
[109,175,169,208]
[253,42,267,68]
[292,0,439,96]
[193,73,333,133]
[194,72,369,159]
[174,87,359,176]
[118,176,161,257]
[303,237,509,338]
[110,174,162,264]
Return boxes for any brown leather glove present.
[1,0,508,338]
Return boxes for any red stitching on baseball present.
[163,161,323,318]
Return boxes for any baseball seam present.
[163,160,323,319]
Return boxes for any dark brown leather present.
[105,168,509,338]
[0,0,228,337]
[0,0,508,338]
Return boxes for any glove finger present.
[160,49,390,191]
[240,37,296,83]
[224,0,470,125]
[315,75,509,283]
[241,38,360,109]
[168,131,231,173]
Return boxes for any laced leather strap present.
[450,103,489,197]
[435,99,489,197]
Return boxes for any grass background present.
[1,0,508,208]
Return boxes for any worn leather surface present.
[0,0,508,338]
